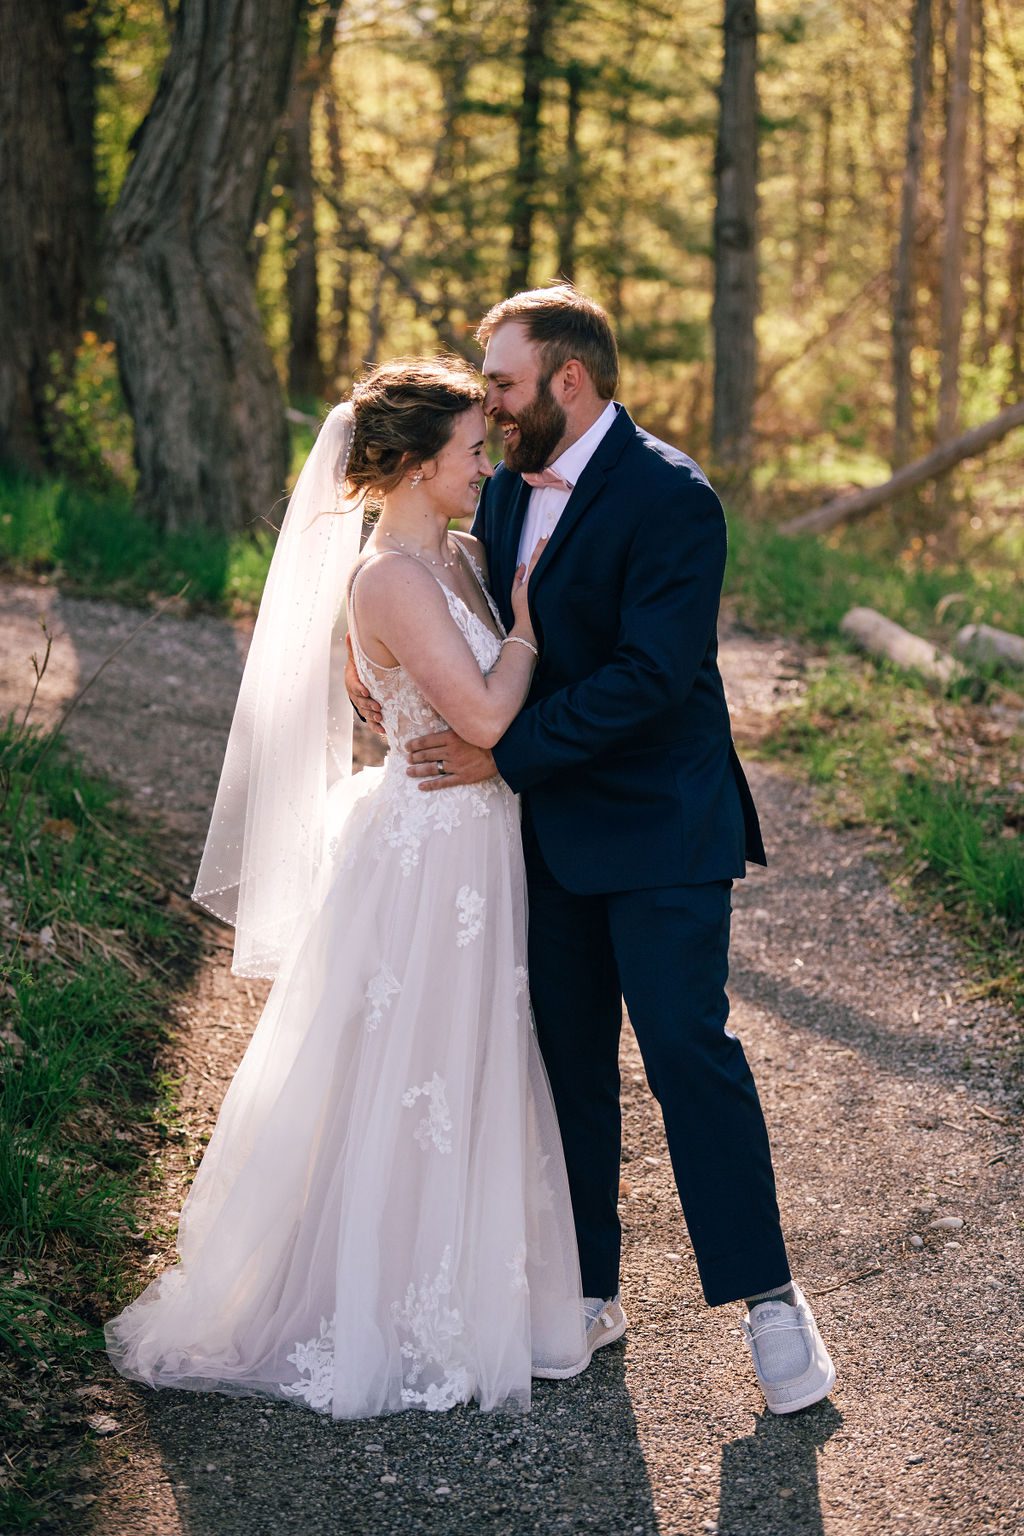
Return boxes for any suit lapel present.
[496,474,531,626]
[526,405,635,597]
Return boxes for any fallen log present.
[780,400,1024,536]
[954,623,1024,671]
[839,607,968,687]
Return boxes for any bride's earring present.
[410,470,424,487]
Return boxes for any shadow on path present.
[717,1401,843,1536]
[98,1346,657,1536]
[729,961,976,1094]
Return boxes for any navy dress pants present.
[522,810,791,1307]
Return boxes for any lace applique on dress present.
[392,1247,470,1410]
[507,1243,529,1295]
[281,1314,335,1410]
[346,550,504,758]
[342,554,508,877]
[401,1073,453,1153]
[378,781,464,876]
[437,585,503,678]
[365,963,401,1031]
[455,886,486,947]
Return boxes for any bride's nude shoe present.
[585,1295,627,1355]
[531,1295,626,1380]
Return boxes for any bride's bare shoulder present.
[349,551,454,669]
[449,530,489,578]
[351,549,443,606]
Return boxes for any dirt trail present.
[2,579,1020,1536]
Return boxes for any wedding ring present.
[436,760,446,775]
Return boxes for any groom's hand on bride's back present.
[406,730,496,790]
[344,635,386,735]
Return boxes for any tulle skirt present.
[105,760,588,1418]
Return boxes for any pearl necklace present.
[381,528,458,569]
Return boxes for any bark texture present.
[973,0,991,364]
[937,0,973,440]
[106,0,301,534]
[507,0,558,294]
[323,84,352,385]
[557,62,583,282]
[0,0,90,470]
[1001,127,1023,396]
[891,0,933,468]
[283,2,342,402]
[711,0,759,473]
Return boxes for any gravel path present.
[2,580,1020,1536]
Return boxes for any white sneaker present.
[585,1294,627,1355]
[531,1295,627,1380]
[742,1284,836,1414]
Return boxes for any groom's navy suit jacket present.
[471,404,766,895]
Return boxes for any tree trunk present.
[431,10,472,317]
[508,0,558,294]
[1001,127,1023,396]
[323,84,352,385]
[780,398,1024,534]
[65,0,102,317]
[604,101,635,332]
[839,607,967,689]
[892,0,933,468]
[284,54,321,401]
[937,0,972,441]
[557,62,583,282]
[954,623,1024,671]
[106,0,301,535]
[973,0,991,364]
[816,95,832,292]
[0,0,90,471]
[283,2,342,402]
[711,0,759,474]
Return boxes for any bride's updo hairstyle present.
[345,357,485,497]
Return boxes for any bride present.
[105,357,588,1418]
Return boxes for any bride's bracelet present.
[502,635,539,659]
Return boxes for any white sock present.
[745,1282,796,1309]
[584,1294,618,1327]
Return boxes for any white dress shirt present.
[516,401,618,568]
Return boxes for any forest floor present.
[1,576,1021,1536]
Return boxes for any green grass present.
[1,454,1019,1029]
[722,503,1023,1018]
[5,438,1021,645]
[896,777,1024,936]
[0,720,201,1529]
[0,470,276,611]
[724,510,1024,648]
[0,420,320,614]
[761,655,1024,1010]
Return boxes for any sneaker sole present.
[531,1352,591,1381]
[764,1358,837,1415]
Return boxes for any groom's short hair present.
[476,285,619,400]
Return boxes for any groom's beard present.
[497,378,567,474]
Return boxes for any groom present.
[352,285,834,1414]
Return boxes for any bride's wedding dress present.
[105,548,587,1418]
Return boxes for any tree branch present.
[780,401,1024,536]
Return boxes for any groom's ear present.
[557,358,587,403]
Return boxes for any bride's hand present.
[510,535,547,640]
[345,634,385,735]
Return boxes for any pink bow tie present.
[521,467,574,492]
